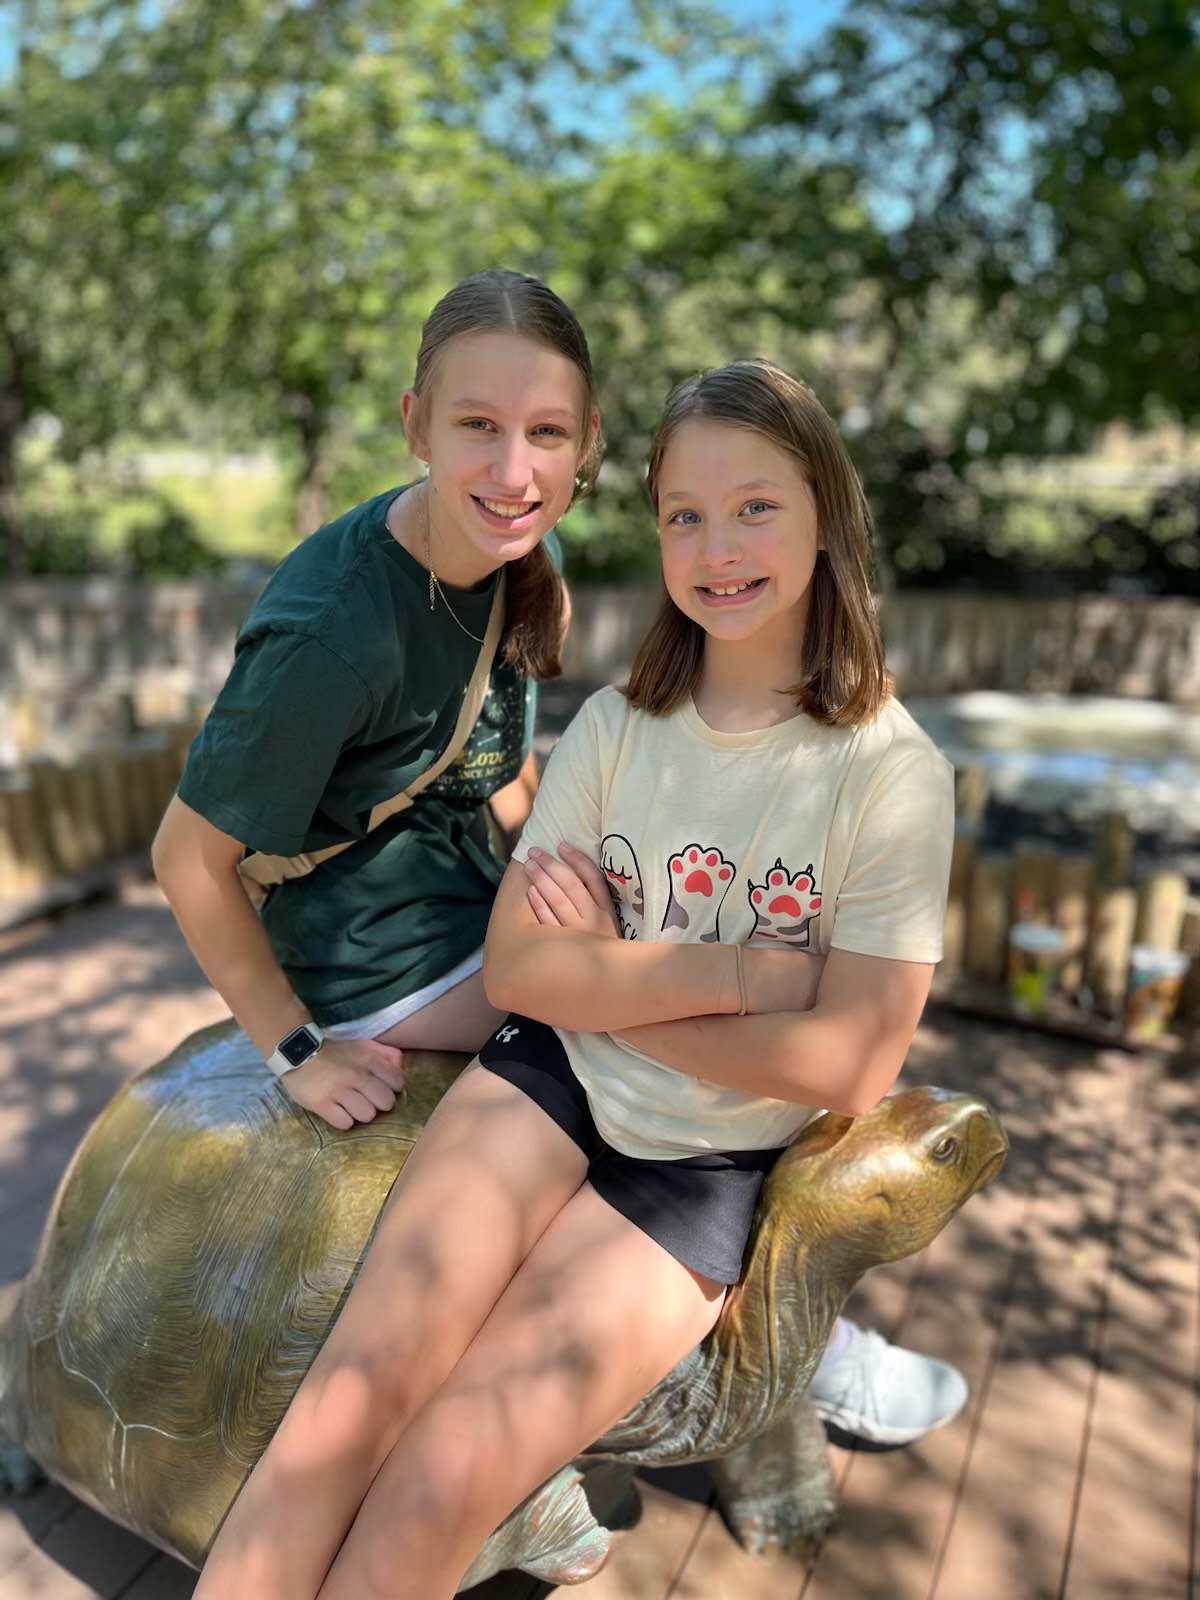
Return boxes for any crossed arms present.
[482,844,934,1119]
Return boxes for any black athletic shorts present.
[477,1014,785,1285]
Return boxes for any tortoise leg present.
[0,1438,44,1496]
[708,1394,837,1559]
[459,1460,641,1591]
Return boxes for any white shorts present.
[322,947,484,1041]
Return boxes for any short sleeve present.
[178,631,373,855]
[829,749,955,964]
[512,693,608,865]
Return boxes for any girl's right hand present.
[522,843,619,938]
[280,1039,407,1130]
[742,945,826,1014]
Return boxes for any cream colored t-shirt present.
[513,686,954,1160]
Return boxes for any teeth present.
[479,498,536,517]
[705,580,756,596]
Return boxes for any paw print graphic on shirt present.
[600,833,644,940]
[748,859,822,949]
[661,845,737,944]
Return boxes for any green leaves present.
[4,0,1193,589]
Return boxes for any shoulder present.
[542,687,636,779]
[549,684,628,749]
[578,683,633,728]
[239,489,418,670]
[570,684,660,748]
[847,696,953,792]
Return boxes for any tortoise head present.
[756,1085,1007,1277]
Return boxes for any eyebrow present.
[449,398,578,421]
[660,479,785,504]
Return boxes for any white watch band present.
[267,1023,326,1078]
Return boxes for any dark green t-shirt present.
[179,485,549,1024]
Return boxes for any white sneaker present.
[809,1322,969,1446]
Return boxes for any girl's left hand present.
[523,843,619,937]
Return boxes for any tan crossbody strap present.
[238,571,506,903]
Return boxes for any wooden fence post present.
[1053,854,1095,999]
[63,757,107,873]
[1086,886,1138,1017]
[966,854,1011,981]
[1010,843,1061,922]
[1174,901,1200,1036]
[27,759,85,878]
[941,831,977,981]
[954,765,989,832]
[1133,870,1190,952]
[94,746,133,855]
[0,787,21,901]
[0,779,54,897]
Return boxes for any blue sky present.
[0,1,848,89]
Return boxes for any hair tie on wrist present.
[735,944,748,1017]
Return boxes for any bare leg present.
[317,1185,728,1600]
[375,967,506,1054]
[193,1063,587,1600]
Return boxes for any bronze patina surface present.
[0,1020,1006,1587]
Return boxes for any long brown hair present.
[409,269,603,680]
[627,360,890,725]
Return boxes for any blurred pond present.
[907,693,1200,846]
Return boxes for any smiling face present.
[655,419,822,652]
[403,329,597,585]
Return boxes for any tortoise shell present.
[0,1019,464,1566]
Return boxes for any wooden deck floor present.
[0,881,1196,1600]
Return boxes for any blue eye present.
[666,510,701,527]
[533,424,568,438]
[742,499,775,516]
[462,418,495,432]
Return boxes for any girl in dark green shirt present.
[155,270,601,1135]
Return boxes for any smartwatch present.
[267,1023,326,1078]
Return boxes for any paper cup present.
[1124,945,1190,1038]
[1007,923,1065,1016]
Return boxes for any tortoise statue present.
[0,1019,1006,1587]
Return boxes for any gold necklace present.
[420,484,487,645]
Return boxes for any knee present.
[396,1404,487,1530]
[280,1352,414,1469]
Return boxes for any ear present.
[401,390,429,463]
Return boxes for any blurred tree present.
[548,106,879,574]
[758,0,1199,584]
[4,0,809,564]
[11,0,1189,591]
[75,0,584,540]
[0,0,160,573]
[773,0,1198,439]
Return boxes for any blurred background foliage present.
[1,0,1196,589]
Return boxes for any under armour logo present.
[496,1025,520,1044]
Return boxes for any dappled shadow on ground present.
[793,1015,1198,1600]
[903,1011,1196,1375]
[0,879,227,1231]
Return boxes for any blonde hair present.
[627,360,890,725]
[410,270,604,680]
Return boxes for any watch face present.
[278,1026,320,1068]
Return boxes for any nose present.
[699,517,744,569]
[491,432,536,494]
